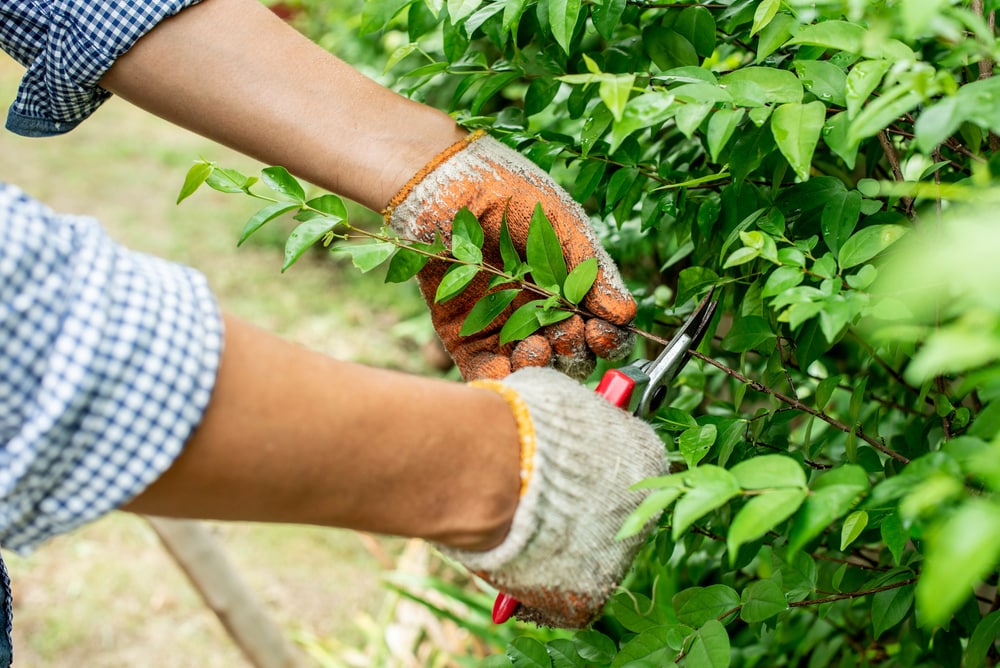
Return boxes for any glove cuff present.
[381,129,487,224]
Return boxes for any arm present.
[123,313,521,552]
[98,0,465,211]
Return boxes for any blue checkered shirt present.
[0,182,223,552]
[1,0,202,137]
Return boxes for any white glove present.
[448,367,667,628]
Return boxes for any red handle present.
[491,368,638,624]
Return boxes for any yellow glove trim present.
[471,379,536,498]
[381,129,488,222]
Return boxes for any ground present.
[0,54,446,666]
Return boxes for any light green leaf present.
[751,0,780,36]
[840,509,868,550]
[728,489,807,558]
[617,487,683,540]
[610,627,683,668]
[460,289,520,337]
[838,224,908,269]
[447,0,481,23]
[206,166,256,194]
[283,219,340,271]
[549,0,582,54]
[306,194,348,219]
[788,464,868,554]
[536,308,574,327]
[723,246,759,269]
[679,424,718,469]
[329,240,396,274]
[846,60,891,120]
[238,202,298,246]
[673,466,741,539]
[793,59,847,107]
[599,75,635,123]
[787,20,914,61]
[771,101,826,182]
[740,580,787,623]
[526,204,568,290]
[757,13,797,63]
[685,620,730,668]
[176,161,213,204]
[730,454,807,490]
[720,67,803,105]
[435,263,480,303]
[261,166,306,203]
[762,265,804,299]
[674,585,740,627]
[707,108,745,162]
[609,92,675,152]
[563,258,598,305]
[499,300,546,344]
[918,499,1000,627]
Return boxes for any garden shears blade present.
[492,288,718,625]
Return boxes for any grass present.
[0,54,443,666]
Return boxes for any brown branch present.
[878,130,915,217]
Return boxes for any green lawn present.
[0,54,440,667]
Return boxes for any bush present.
[266,1,1000,665]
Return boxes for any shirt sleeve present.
[1,0,202,137]
[0,182,224,553]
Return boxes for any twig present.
[878,130,915,217]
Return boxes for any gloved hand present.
[383,131,636,381]
[448,367,667,628]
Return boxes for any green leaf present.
[330,241,396,274]
[679,424,718,469]
[723,246,759,269]
[918,499,1000,627]
[549,0,581,55]
[643,26,699,71]
[306,194,349,219]
[574,630,616,664]
[536,307,573,327]
[563,258,598,305]
[751,0,780,36]
[237,202,298,246]
[610,626,685,668]
[508,636,553,667]
[793,59,847,107]
[674,585,740,627]
[609,92,676,152]
[707,108,745,162]
[685,620,731,668]
[176,161,213,204]
[840,509,868,551]
[757,13,797,62]
[206,167,256,194]
[771,101,827,182]
[460,289,520,336]
[617,487,683,540]
[721,316,776,353]
[451,207,485,264]
[673,466,741,539]
[435,263,480,303]
[966,610,1000,668]
[499,215,521,273]
[788,464,868,554]
[599,75,635,123]
[261,166,306,203]
[871,577,914,639]
[787,20,914,61]
[675,6,716,58]
[730,455,807,490]
[448,0,481,23]
[546,638,585,668]
[499,300,546,344]
[880,511,907,565]
[762,265,804,299]
[821,190,862,259]
[740,580,787,623]
[838,224,908,269]
[846,60,891,120]
[720,67,803,105]
[282,219,338,271]
[728,489,807,558]
[482,654,515,668]
[526,204,568,289]
[385,245,431,283]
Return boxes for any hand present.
[383,131,636,380]
[449,367,667,628]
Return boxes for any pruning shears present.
[491,288,718,625]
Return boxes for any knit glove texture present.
[383,131,636,381]
[449,367,667,628]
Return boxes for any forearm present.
[122,314,521,551]
[98,0,466,210]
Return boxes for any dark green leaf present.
[880,511,907,565]
[771,101,827,182]
[546,638,585,668]
[452,208,485,264]
[966,610,1000,668]
[871,578,914,639]
[821,190,862,259]
[499,300,546,344]
[509,636,553,667]
[762,265,804,299]
[574,630,616,663]
[562,258,598,305]
[549,0,582,54]
[460,289,520,336]
[722,316,776,352]
[261,166,306,203]
[643,26,699,71]
[536,308,573,327]
[788,465,869,554]
[526,204,568,289]
[238,202,298,246]
[499,215,521,273]
[385,246,431,283]
[435,263,480,303]
[592,0,626,40]
[673,466,741,539]
[675,6,716,58]
[679,424,718,469]
[283,219,339,271]
[740,580,787,623]
[176,161,213,204]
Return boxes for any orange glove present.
[383,131,636,380]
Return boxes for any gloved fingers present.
[463,351,512,381]
[511,335,552,371]
[585,318,636,362]
[544,315,595,381]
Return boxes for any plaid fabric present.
[0,182,223,552]
[0,0,202,136]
